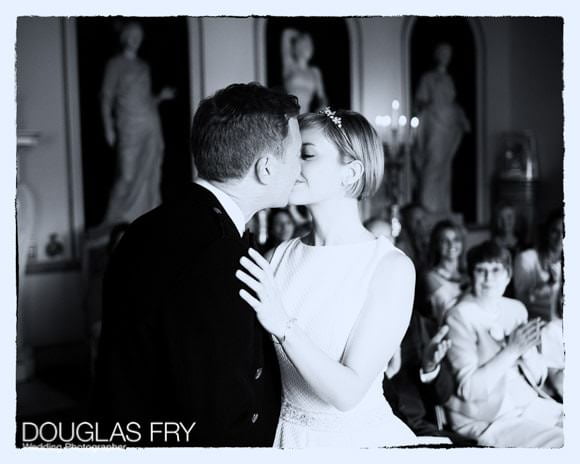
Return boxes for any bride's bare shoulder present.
[370,247,416,296]
[376,246,415,277]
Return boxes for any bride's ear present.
[341,160,364,190]
[255,154,275,185]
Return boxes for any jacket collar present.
[194,179,246,237]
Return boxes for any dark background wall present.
[508,17,563,221]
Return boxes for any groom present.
[93,83,301,446]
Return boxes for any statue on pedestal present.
[413,43,470,215]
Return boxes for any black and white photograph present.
[4,1,580,460]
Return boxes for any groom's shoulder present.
[111,185,245,265]
[130,199,225,246]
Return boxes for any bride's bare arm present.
[236,248,414,412]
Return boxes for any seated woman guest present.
[423,220,469,325]
[513,210,563,321]
[444,241,563,447]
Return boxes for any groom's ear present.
[255,153,275,185]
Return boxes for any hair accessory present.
[320,107,343,129]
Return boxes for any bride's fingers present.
[239,289,261,311]
[235,270,262,294]
[240,256,265,280]
[248,248,270,270]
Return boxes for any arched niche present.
[254,17,362,112]
[402,16,486,225]
[76,17,193,228]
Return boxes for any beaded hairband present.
[320,107,343,129]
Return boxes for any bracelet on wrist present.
[278,318,298,344]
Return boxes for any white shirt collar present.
[195,178,246,237]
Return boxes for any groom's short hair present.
[191,83,300,182]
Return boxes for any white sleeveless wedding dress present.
[268,236,420,448]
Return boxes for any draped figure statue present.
[281,29,327,113]
[413,43,470,214]
[100,21,174,226]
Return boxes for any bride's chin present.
[288,193,309,207]
[288,199,310,207]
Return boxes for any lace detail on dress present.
[280,400,388,432]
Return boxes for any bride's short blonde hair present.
[298,110,384,200]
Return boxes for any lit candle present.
[410,116,420,143]
[398,115,407,146]
[391,100,400,132]
[374,115,392,145]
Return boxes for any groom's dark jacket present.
[93,183,281,447]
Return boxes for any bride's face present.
[289,127,347,206]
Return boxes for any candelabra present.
[375,99,420,238]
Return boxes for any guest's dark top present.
[384,311,475,446]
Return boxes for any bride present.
[235,108,421,448]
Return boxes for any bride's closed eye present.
[301,142,315,160]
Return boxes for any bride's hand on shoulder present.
[235,248,290,339]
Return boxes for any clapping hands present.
[507,318,545,358]
[422,325,452,374]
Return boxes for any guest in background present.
[513,210,563,321]
[263,208,296,254]
[396,203,429,271]
[444,241,563,448]
[514,211,564,402]
[491,202,525,298]
[423,220,469,325]
[364,217,394,243]
[384,314,475,446]
[100,21,175,227]
[491,202,525,258]
[281,28,327,113]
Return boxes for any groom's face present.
[267,118,302,207]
